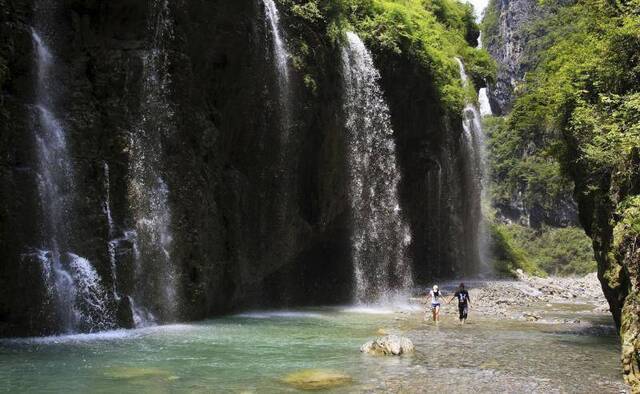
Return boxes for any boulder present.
[360,335,415,356]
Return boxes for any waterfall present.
[476,30,493,116]
[66,254,113,331]
[102,162,115,239]
[478,88,493,116]
[102,161,120,300]
[31,27,73,254]
[104,162,154,325]
[263,0,292,136]
[341,32,413,303]
[264,0,289,84]
[30,0,113,333]
[476,5,493,117]
[127,0,178,323]
[456,57,491,274]
[262,0,298,267]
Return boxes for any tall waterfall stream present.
[127,0,178,324]
[342,32,413,303]
[456,57,492,276]
[29,0,113,333]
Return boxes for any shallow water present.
[0,305,626,393]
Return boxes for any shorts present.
[458,304,468,319]
[431,302,440,310]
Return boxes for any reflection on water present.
[0,306,626,393]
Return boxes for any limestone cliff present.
[0,0,483,335]
[567,148,640,389]
[482,0,579,229]
[482,0,540,115]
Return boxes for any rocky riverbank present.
[415,272,613,329]
[366,274,627,392]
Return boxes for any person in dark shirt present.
[448,283,471,324]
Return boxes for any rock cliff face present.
[482,0,540,116]
[0,0,349,335]
[483,0,579,229]
[0,0,479,336]
[567,148,640,389]
[373,50,482,281]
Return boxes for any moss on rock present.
[282,369,352,390]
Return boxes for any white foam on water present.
[339,306,396,315]
[235,311,325,319]
[339,301,421,315]
[1,329,136,345]
[0,323,195,346]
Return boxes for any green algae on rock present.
[282,369,353,390]
[103,367,176,381]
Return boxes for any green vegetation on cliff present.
[492,224,596,276]
[484,115,574,218]
[506,0,640,176]
[281,0,494,111]
[483,0,640,387]
[480,0,500,49]
[480,0,580,228]
[490,223,546,277]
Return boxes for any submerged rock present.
[376,328,389,335]
[103,367,175,380]
[282,369,352,390]
[360,335,415,356]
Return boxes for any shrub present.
[492,223,596,277]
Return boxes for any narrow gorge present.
[482,0,640,388]
[0,0,636,390]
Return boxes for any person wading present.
[427,285,442,323]
[448,283,471,324]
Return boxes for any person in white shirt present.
[427,285,442,323]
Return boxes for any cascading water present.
[263,0,292,136]
[341,32,413,303]
[127,0,178,323]
[30,0,113,333]
[478,88,493,116]
[102,161,121,300]
[65,254,112,331]
[261,0,298,272]
[456,57,491,274]
[476,30,493,117]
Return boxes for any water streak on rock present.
[127,0,178,323]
